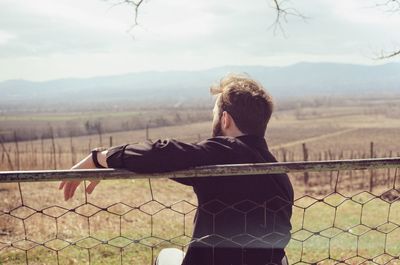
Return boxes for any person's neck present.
[224,130,245,138]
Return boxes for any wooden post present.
[30,140,36,168]
[328,149,334,189]
[41,136,45,169]
[70,136,76,166]
[302,143,309,186]
[369,142,374,192]
[388,150,393,188]
[50,127,57,170]
[0,136,14,170]
[282,148,287,162]
[1,146,4,164]
[146,124,149,141]
[109,136,113,147]
[13,131,20,170]
[58,144,62,168]
[350,150,354,188]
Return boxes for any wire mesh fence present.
[1,158,400,265]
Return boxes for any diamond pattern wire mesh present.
[1,165,400,264]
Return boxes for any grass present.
[1,104,400,264]
[1,177,400,265]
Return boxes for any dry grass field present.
[1,99,400,264]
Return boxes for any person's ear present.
[221,111,231,129]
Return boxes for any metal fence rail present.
[1,158,400,265]
[1,157,399,183]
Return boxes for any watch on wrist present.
[91,147,108,168]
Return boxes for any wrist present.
[71,153,95,169]
[91,147,108,168]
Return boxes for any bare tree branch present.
[268,0,308,36]
[105,0,145,31]
[103,0,399,59]
[372,0,400,58]
[375,49,400,59]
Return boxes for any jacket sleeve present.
[105,137,237,185]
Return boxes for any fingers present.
[58,180,100,201]
[59,181,66,190]
[86,180,100,194]
[63,181,81,201]
[61,180,100,201]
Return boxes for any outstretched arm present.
[59,150,108,201]
[61,137,238,200]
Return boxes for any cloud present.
[0,30,15,45]
[0,0,399,81]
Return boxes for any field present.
[1,97,400,264]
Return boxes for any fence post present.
[50,127,57,170]
[0,136,14,170]
[41,136,45,169]
[388,150,393,188]
[70,136,76,166]
[369,141,374,192]
[13,131,20,170]
[282,148,287,162]
[302,143,309,186]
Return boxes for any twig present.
[374,48,400,59]
[105,0,145,31]
[268,0,308,36]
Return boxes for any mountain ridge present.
[1,62,399,106]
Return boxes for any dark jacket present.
[106,134,294,265]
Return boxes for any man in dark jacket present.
[60,74,294,265]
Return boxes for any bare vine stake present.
[41,136,45,169]
[58,144,62,168]
[30,140,36,167]
[13,131,20,170]
[0,136,14,170]
[302,143,309,186]
[70,135,75,166]
[388,150,393,188]
[370,141,375,192]
[50,127,56,170]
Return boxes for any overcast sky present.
[0,0,399,81]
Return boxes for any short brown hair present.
[210,73,273,137]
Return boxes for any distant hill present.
[1,62,399,108]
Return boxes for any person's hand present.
[59,179,100,201]
[59,152,106,201]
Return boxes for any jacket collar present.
[236,134,269,151]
